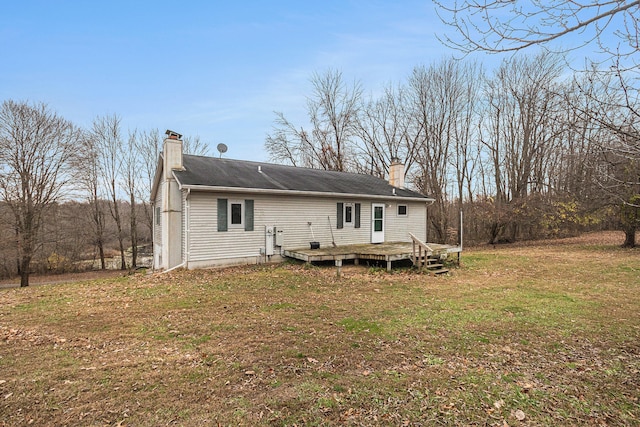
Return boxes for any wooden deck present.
[283,241,461,273]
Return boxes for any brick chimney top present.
[165,130,182,140]
[389,159,405,189]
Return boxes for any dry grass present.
[0,232,638,426]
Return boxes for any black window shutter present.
[217,199,228,232]
[244,199,254,231]
[354,203,361,228]
[337,203,344,229]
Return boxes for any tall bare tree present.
[74,130,108,269]
[133,129,162,244]
[407,59,482,242]
[479,53,565,242]
[91,114,127,270]
[435,0,640,245]
[123,130,141,267]
[266,69,362,171]
[0,100,79,286]
[355,84,422,179]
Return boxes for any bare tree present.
[74,130,108,269]
[123,130,141,267]
[266,69,362,171]
[479,53,566,242]
[355,84,422,179]
[0,100,79,286]
[91,114,127,270]
[133,129,162,244]
[183,135,210,157]
[407,59,482,242]
[435,0,640,245]
[434,0,639,67]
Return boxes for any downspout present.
[185,188,190,269]
[161,261,186,274]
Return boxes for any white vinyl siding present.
[153,180,163,246]
[182,190,188,264]
[186,191,427,266]
[385,201,425,241]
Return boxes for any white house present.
[151,130,434,270]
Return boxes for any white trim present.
[228,199,245,229]
[175,178,434,203]
[344,202,354,227]
[371,203,385,243]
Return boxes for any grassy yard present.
[0,233,638,426]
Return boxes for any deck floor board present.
[283,241,461,267]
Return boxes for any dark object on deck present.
[310,242,320,250]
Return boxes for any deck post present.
[386,258,392,272]
[412,240,416,265]
[335,259,342,278]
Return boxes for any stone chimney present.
[163,130,183,177]
[161,130,184,270]
[389,157,405,188]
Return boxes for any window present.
[337,202,361,229]
[218,198,254,232]
[230,201,243,227]
[397,204,408,217]
[345,204,353,225]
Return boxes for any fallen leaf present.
[513,409,525,421]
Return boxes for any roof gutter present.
[176,182,434,203]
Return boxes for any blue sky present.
[2,0,450,161]
[2,1,620,162]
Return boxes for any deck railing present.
[408,233,434,268]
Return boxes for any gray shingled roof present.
[173,154,430,200]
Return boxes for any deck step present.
[428,268,449,275]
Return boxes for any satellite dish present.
[216,143,228,157]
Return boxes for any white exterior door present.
[371,203,385,243]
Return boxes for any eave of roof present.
[177,180,434,203]
[173,154,433,202]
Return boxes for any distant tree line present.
[2,0,638,285]
[0,103,208,286]
[267,1,639,249]
[266,55,639,247]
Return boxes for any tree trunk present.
[130,195,138,268]
[111,190,127,270]
[622,226,636,248]
[19,255,31,287]
[98,240,106,270]
[117,234,126,270]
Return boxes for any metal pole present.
[459,209,464,251]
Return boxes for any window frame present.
[397,204,408,217]
[344,203,354,227]
[228,200,245,228]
